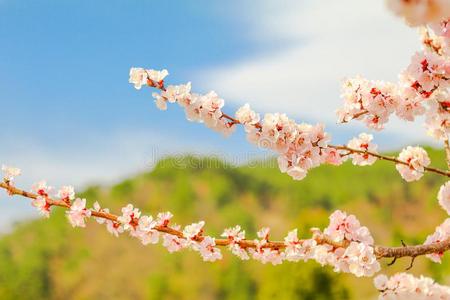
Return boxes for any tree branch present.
[2,181,449,261]
[149,81,450,179]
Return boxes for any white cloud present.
[196,0,432,142]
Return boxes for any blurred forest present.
[0,148,449,299]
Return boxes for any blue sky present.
[0,0,435,227]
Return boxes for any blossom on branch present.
[347,133,378,166]
[57,185,75,202]
[375,272,450,299]
[424,91,450,141]
[235,103,260,126]
[92,201,109,224]
[162,225,188,253]
[424,218,450,263]
[340,242,380,277]
[396,146,431,181]
[133,215,159,245]
[337,77,398,130]
[197,236,222,262]
[118,204,141,231]
[31,196,50,218]
[402,51,449,98]
[156,211,173,227]
[66,198,91,228]
[183,221,205,240]
[106,220,123,237]
[32,180,52,197]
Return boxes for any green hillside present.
[0,148,449,299]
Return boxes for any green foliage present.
[0,148,448,299]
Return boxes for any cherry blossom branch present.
[2,179,450,263]
[143,76,450,179]
[0,181,332,250]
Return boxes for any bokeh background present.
[0,0,448,299]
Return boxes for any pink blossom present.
[404,51,449,94]
[250,247,285,265]
[347,133,378,166]
[32,180,52,197]
[92,201,109,224]
[395,86,426,121]
[57,185,75,201]
[31,196,50,218]
[324,210,374,244]
[321,148,344,166]
[222,226,248,259]
[134,217,160,245]
[337,77,398,130]
[230,244,250,260]
[396,146,430,182]
[221,225,245,243]
[235,103,260,126]
[162,233,188,253]
[425,91,450,141]
[156,211,173,227]
[183,221,205,240]
[284,229,304,262]
[286,166,308,181]
[341,242,380,277]
[424,218,450,263]
[106,220,124,237]
[162,225,188,253]
[375,273,450,299]
[197,237,222,262]
[118,204,141,231]
[66,198,91,228]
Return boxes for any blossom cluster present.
[395,146,431,182]
[374,273,450,299]
[129,68,235,137]
[337,22,449,142]
[1,166,381,276]
[129,66,448,190]
[130,68,389,180]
